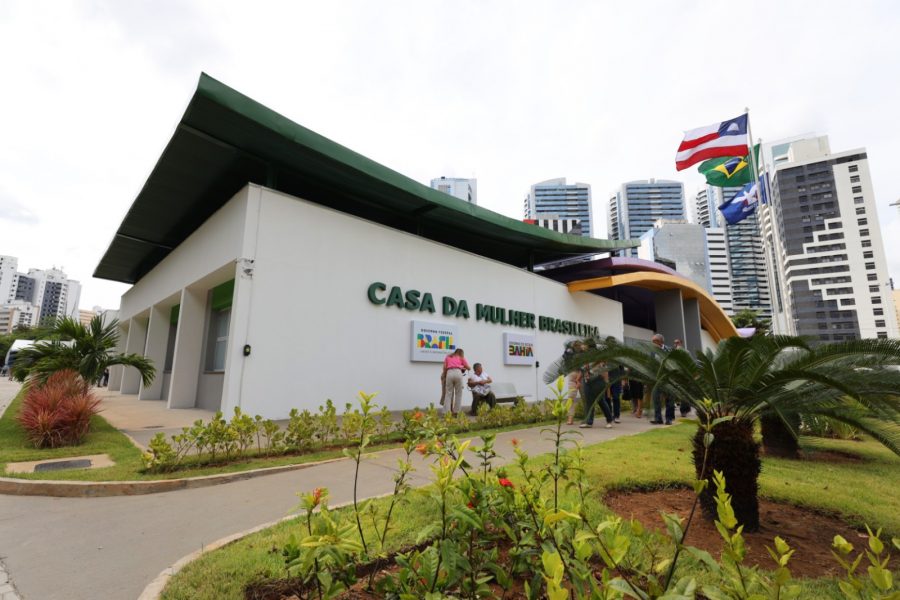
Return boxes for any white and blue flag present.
[719,181,759,225]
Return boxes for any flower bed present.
[242,383,900,600]
[141,396,554,473]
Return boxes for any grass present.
[0,392,556,481]
[160,423,900,599]
[0,393,146,479]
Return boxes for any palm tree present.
[546,335,900,531]
[12,316,155,387]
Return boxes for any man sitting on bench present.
[468,362,497,415]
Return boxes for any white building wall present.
[119,187,251,320]
[0,256,17,303]
[219,186,624,418]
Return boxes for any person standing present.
[579,359,614,429]
[441,348,470,415]
[563,341,586,425]
[467,363,496,415]
[649,333,675,425]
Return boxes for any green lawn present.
[0,394,146,479]
[160,424,900,599]
[0,394,557,481]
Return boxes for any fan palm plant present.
[546,335,900,531]
[12,316,155,387]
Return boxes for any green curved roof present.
[94,73,639,283]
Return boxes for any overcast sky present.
[2,0,899,310]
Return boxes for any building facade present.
[524,178,593,238]
[429,176,477,205]
[761,135,898,340]
[691,186,772,318]
[608,180,686,257]
[96,75,737,417]
[637,220,712,292]
[705,227,734,315]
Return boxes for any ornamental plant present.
[270,379,896,599]
[17,369,101,448]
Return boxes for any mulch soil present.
[604,487,895,579]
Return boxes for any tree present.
[546,335,900,531]
[12,316,155,387]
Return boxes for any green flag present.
[698,144,760,187]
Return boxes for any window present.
[874,308,884,316]
[848,165,859,172]
[868,273,878,281]
[855,207,866,215]
[860,229,870,237]
[828,222,841,230]
[863,251,874,259]
[862,239,871,248]
[852,185,862,193]
[875,320,886,328]
[858,218,868,226]
[866,262,876,270]
[869,285,880,292]
[206,308,231,372]
[842,298,856,306]
[878,332,888,339]
[850,175,860,183]
[872,296,882,304]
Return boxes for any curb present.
[137,495,392,600]
[0,456,345,498]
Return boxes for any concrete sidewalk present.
[0,391,657,600]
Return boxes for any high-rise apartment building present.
[760,135,898,340]
[706,227,734,314]
[691,186,772,318]
[430,176,477,205]
[524,178,592,238]
[608,179,685,256]
[0,255,18,303]
[1,261,81,326]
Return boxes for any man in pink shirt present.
[441,348,470,415]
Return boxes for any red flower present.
[498,477,515,489]
[510,437,520,447]
[311,487,325,507]
[412,411,424,421]
[467,501,475,509]
[415,443,428,455]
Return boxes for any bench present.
[491,382,521,403]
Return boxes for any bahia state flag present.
[719,181,760,225]
[675,114,749,171]
[698,144,760,187]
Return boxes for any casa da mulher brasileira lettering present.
[366,282,598,337]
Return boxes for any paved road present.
[0,383,655,600]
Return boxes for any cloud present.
[0,188,38,225]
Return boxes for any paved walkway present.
[0,381,23,600]
[0,380,656,600]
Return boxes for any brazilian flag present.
[698,144,759,187]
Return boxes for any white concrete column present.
[139,305,169,400]
[108,322,128,391]
[220,260,253,415]
[121,317,148,395]
[167,286,206,409]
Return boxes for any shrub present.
[17,369,100,448]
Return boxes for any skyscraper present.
[430,176,477,205]
[691,186,772,318]
[524,178,593,238]
[8,267,81,324]
[608,179,685,256]
[706,227,734,315]
[760,135,898,340]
